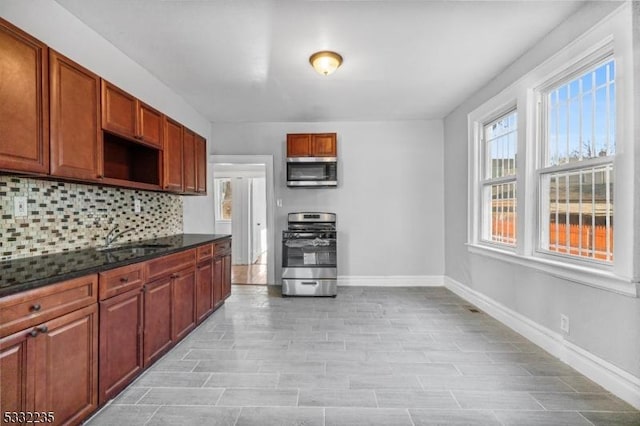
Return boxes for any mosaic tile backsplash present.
[0,176,183,260]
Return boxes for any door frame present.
[212,155,275,285]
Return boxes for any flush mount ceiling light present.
[309,51,343,76]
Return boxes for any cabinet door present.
[0,329,36,415]
[223,254,232,300]
[0,18,49,174]
[213,256,223,309]
[195,261,214,324]
[163,117,183,192]
[172,268,196,342]
[101,80,137,140]
[311,133,337,157]
[49,50,102,180]
[99,288,144,404]
[138,102,163,149]
[182,128,196,193]
[143,276,173,367]
[195,134,207,194]
[286,134,311,157]
[33,304,98,426]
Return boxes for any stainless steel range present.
[282,212,337,297]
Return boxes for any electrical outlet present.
[276,199,283,207]
[134,198,141,213]
[14,196,27,217]
[560,314,570,334]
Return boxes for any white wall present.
[444,0,640,386]
[211,120,445,283]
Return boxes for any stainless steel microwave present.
[286,157,337,187]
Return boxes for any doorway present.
[213,156,275,285]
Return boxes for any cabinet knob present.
[37,325,48,333]
[120,277,129,283]
[28,329,38,337]
[31,303,41,312]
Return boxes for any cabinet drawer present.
[99,263,144,300]
[197,243,214,263]
[146,249,195,282]
[0,274,98,338]
[213,239,232,257]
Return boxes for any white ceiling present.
[55,0,585,123]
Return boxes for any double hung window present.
[467,5,636,295]
[481,110,518,246]
[538,59,615,263]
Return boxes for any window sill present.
[466,243,638,298]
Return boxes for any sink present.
[96,243,172,252]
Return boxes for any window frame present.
[534,52,616,268]
[466,3,636,297]
[479,108,519,248]
[214,177,232,222]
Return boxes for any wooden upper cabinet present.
[49,50,102,181]
[101,80,163,149]
[0,18,49,174]
[183,127,196,193]
[287,134,312,157]
[195,134,207,194]
[287,133,337,157]
[311,133,337,157]
[101,80,137,139]
[163,117,183,192]
[138,102,163,149]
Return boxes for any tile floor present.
[86,286,640,425]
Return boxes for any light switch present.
[134,198,141,213]
[14,196,27,217]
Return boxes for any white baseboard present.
[338,275,444,287]
[444,276,640,410]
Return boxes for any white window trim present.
[214,177,232,222]
[534,51,615,265]
[467,2,637,297]
[480,109,518,247]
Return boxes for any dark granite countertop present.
[0,234,231,298]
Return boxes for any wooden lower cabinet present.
[0,304,98,426]
[213,256,223,308]
[171,268,196,341]
[223,254,232,300]
[99,288,144,404]
[0,330,35,415]
[143,276,173,367]
[0,241,231,423]
[195,260,214,324]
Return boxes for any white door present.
[250,177,267,263]
[230,177,249,265]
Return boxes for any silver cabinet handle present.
[301,281,318,286]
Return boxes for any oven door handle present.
[301,281,319,286]
[284,233,335,238]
